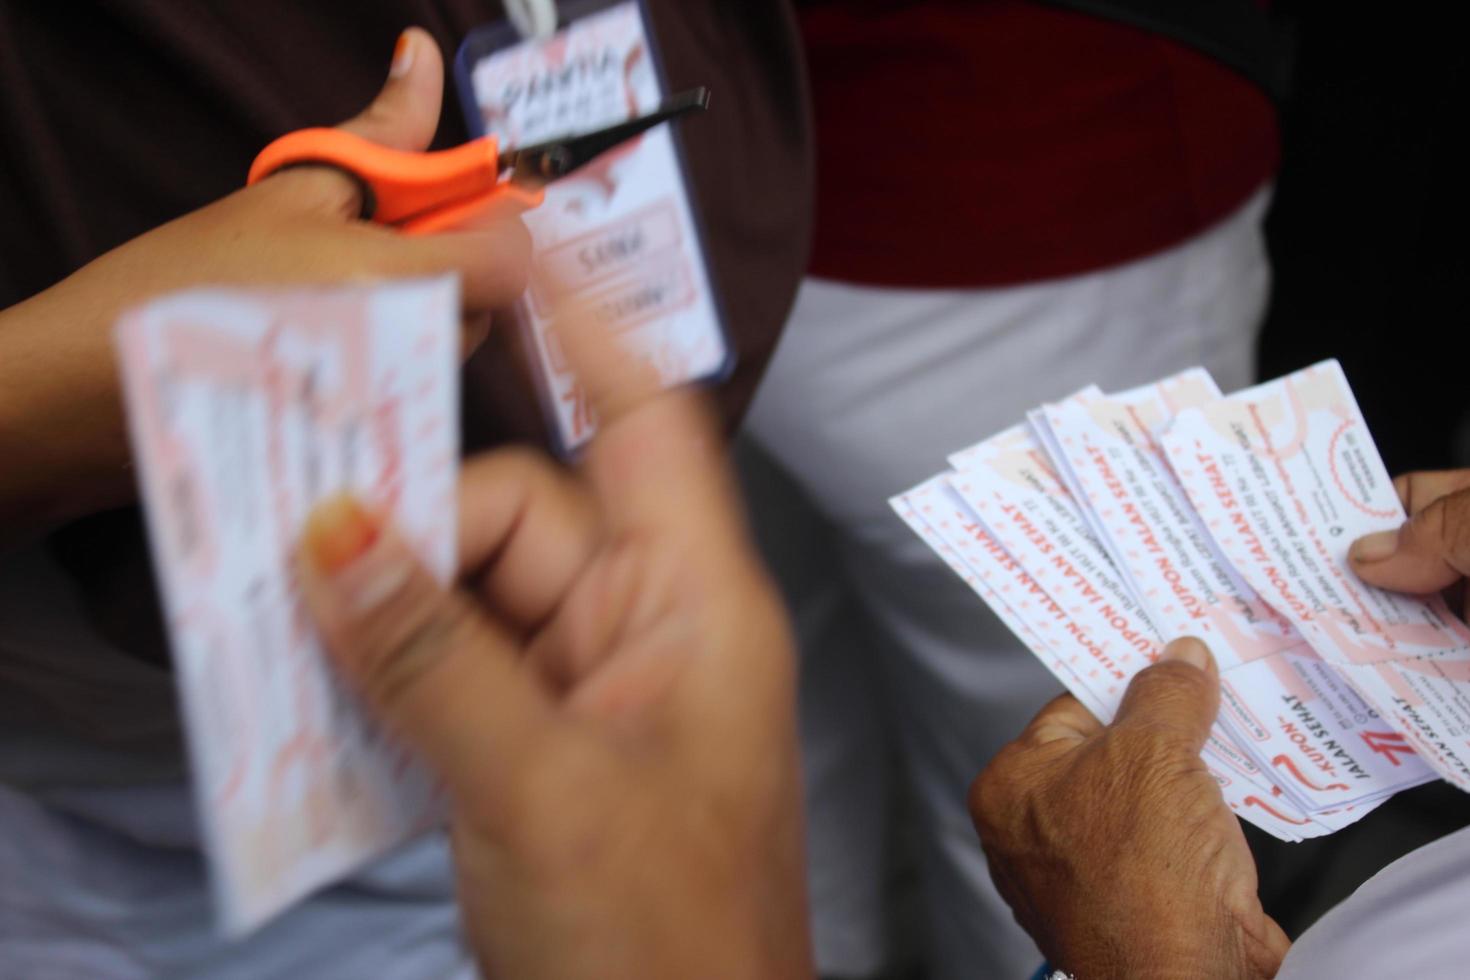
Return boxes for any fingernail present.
[1162,636,1210,671]
[301,497,417,614]
[303,495,381,575]
[1350,529,1399,564]
[390,30,415,78]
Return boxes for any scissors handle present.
[246,128,543,232]
[249,87,708,234]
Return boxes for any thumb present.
[339,27,445,151]
[1349,486,1470,594]
[297,496,551,820]
[1112,637,1220,757]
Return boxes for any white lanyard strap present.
[504,0,559,39]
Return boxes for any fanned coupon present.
[895,360,1450,842]
[116,277,460,933]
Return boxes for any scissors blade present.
[497,86,710,185]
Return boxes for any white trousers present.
[739,187,1272,979]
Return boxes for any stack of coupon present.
[893,361,1470,841]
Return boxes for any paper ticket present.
[1025,397,1110,563]
[891,481,1111,723]
[1031,369,1426,812]
[901,481,1338,841]
[1041,368,1299,664]
[1024,386,1101,502]
[1217,647,1433,813]
[1162,360,1470,789]
[115,278,459,933]
[918,480,1357,838]
[938,430,1348,839]
[948,426,1162,692]
[893,360,1452,836]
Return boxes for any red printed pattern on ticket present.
[115,277,459,934]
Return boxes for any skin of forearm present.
[0,281,137,544]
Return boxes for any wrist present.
[1051,905,1272,980]
[459,837,812,980]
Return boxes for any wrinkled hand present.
[1350,469,1470,615]
[970,637,1289,980]
[297,315,812,980]
[0,28,529,535]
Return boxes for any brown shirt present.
[0,1,810,781]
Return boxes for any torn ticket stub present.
[115,276,460,933]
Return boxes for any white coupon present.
[1043,368,1300,663]
[893,470,1335,841]
[894,362,1448,836]
[948,426,1162,692]
[465,1,730,452]
[1036,368,1421,813]
[1162,360,1470,789]
[893,479,1112,724]
[1218,647,1433,812]
[1026,407,1094,534]
[938,428,1355,838]
[115,278,459,933]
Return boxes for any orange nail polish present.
[303,495,381,575]
[389,30,414,78]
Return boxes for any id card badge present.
[456,0,734,455]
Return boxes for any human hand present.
[1349,469,1470,615]
[970,638,1290,980]
[296,314,812,979]
[0,28,529,536]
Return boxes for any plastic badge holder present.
[455,0,734,456]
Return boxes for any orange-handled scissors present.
[247,87,710,236]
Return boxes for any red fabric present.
[800,0,1280,287]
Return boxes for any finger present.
[460,311,493,359]
[338,28,444,151]
[298,495,551,816]
[456,450,599,634]
[383,219,533,311]
[1350,485,1470,594]
[1393,474,1410,510]
[1112,637,1220,757]
[1394,469,1470,516]
[552,301,750,558]
[521,540,657,694]
[250,30,443,219]
[1021,692,1105,745]
[1254,917,1293,980]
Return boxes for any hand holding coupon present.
[112,272,807,972]
[896,360,1470,842]
[115,278,463,932]
[106,4,734,935]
